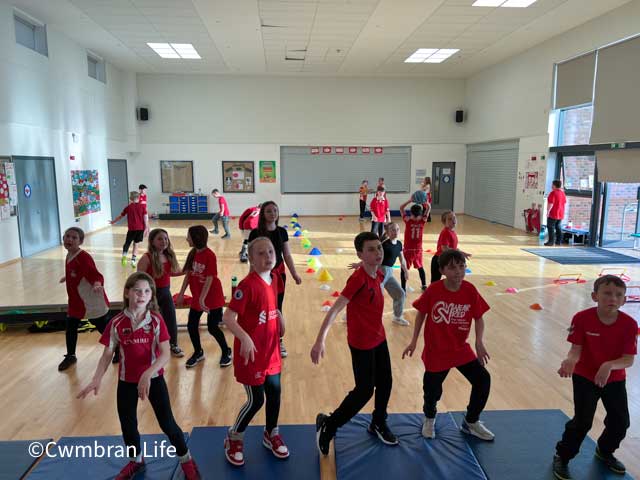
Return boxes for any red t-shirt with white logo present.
[413,280,490,372]
[239,206,260,230]
[436,227,458,256]
[403,216,426,252]
[568,307,637,384]
[65,250,110,319]
[121,203,146,231]
[341,268,386,350]
[100,310,170,383]
[218,196,230,216]
[547,189,567,220]
[142,253,172,289]
[228,271,281,386]
[188,248,225,311]
[370,198,389,221]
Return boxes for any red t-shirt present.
[139,192,147,207]
[568,307,637,384]
[413,280,490,372]
[341,268,386,350]
[100,310,170,383]
[370,198,389,221]
[65,250,110,319]
[188,248,225,311]
[239,206,260,230]
[547,189,567,220]
[436,227,458,256]
[228,271,281,386]
[143,253,172,289]
[218,196,230,216]
[403,216,426,252]
[121,202,146,231]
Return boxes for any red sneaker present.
[115,459,145,479]
[224,434,244,466]
[262,428,290,459]
[180,458,201,480]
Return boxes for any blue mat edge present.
[522,248,640,265]
[0,438,53,480]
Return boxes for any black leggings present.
[187,308,229,354]
[156,287,178,346]
[65,312,110,356]
[556,374,630,461]
[401,268,426,290]
[423,359,490,423]
[232,374,282,433]
[326,341,392,432]
[359,200,366,219]
[117,376,187,458]
[277,272,286,312]
[430,255,441,284]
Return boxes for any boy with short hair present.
[552,275,637,480]
[110,191,149,268]
[399,200,429,291]
[403,249,494,442]
[370,186,390,238]
[431,211,471,284]
[545,179,567,246]
[210,189,231,238]
[138,184,148,208]
[312,231,398,455]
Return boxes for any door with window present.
[431,162,455,213]
[601,183,640,247]
[556,153,596,244]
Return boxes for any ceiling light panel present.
[404,48,459,64]
[501,0,538,7]
[472,0,505,6]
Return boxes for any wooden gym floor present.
[0,215,639,479]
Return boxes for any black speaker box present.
[455,110,464,123]
[137,107,149,121]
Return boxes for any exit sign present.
[611,142,627,149]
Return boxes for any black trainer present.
[220,348,232,367]
[552,455,572,480]
[367,421,399,446]
[58,354,77,371]
[186,351,205,368]
[595,446,626,474]
[544,242,554,246]
[315,413,334,456]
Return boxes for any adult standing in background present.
[545,180,567,246]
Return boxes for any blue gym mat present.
[28,433,187,479]
[0,439,51,480]
[335,413,487,480]
[175,424,319,480]
[522,247,640,264]
[451,410,634,479]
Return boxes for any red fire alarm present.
[70,155,76,161]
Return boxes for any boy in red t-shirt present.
[222,237,288,466]
[238,204,261,263]
[552,275,637,479]
[370,186,390,238]
[403,249,494,442]
[312,231,399,456]
[431,211,471,284]
[399,201,429,291]
[110,191,149,268]
[545,179,567,246]
[210,188,231,238]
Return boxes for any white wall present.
[0,3,136,263]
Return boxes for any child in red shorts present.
[399,201,429,291]
[222,237,288,466]
[552,275,637,480]
[403,249,494,442]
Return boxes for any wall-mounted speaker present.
[136,107,149,121]
[455,110,464,123]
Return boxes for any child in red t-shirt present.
[57,227,111,372]
[238,204,261,263]
[210,188,231,238]
[431,211,471,284]
[110,191,149,268]
[138,184,148,208]
[78,272,200,480]
[399,201,430,291]
[312,231,399,456]
[403,249,494,442]
[221,237,288,466]
[137,228,185,358]
[176,225,231,369]
[553,275,637,479]
[370,186,390,238]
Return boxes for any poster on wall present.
[0,158,17,216]
[71,170,101,217]
[259,161,276,183]
[161,161,194,193]
[526,172,539,189]
[222,161,255,193]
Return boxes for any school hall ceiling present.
[9,0,633,77]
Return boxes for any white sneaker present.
[461,419,495,441]
[392,316,410,326]
[422,417,436,439]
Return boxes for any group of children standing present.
[55,181,636,480]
